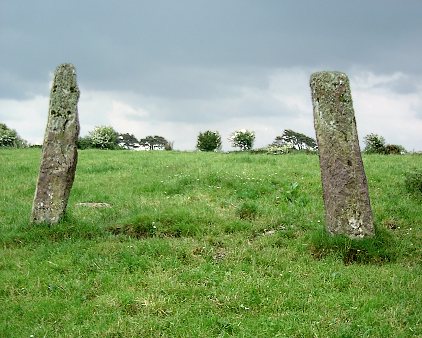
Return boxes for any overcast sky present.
[1,0,421,151]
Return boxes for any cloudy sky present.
[1,0,422,151]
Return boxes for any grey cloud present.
[411,101,422,120]
[0,69,49,99]
[117,71,300,125]
[383,76,421,95]
[2,0,422,100]
[2,0,422,150]
[128,66,272,100]
[149,95,290,124]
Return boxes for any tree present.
[363,133,407,155]
[0,123,27,148]
[77,136,93,149]
[89,126,119,149]
[139,135,170,150]
[272,129,317,152]
[229,129,255,151]
[197,130,222,152]
[384,144,406,155]
[118,133,139,150]
[363,133,386,154]
[164,141,174,151]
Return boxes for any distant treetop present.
[0,123,28,148]
[272,129,317,152]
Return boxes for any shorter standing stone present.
[30,64,80,224]
[310,71,374,238]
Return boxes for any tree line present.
[0,122,409,154]
[77,127,173,151]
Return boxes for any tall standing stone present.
[310,71,374,238]
[31,64,80,224]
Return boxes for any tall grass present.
[0,149,421,337]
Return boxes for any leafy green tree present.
[363,133,406,155]
[164,141,174,151]
[89,126,119,149]
[197,130,222,152]
[77,136,93,149]
[0,123,27,148]
[272,129,317,152]
[363,133,386,154]
[384,144,406,155]
[139,135,170,150]
[118,133,139,149]
[229,129,255,151]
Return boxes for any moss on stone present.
[310,71,374,238]
[31,64,80,225]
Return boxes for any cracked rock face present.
[31,64,80,224]
[310,71,374,238]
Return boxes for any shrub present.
[89,126,119,149]
[0,123,27,148]
[363,133,386,154]
[197,130,222,152]
[363,134,406,155]
[404,169,422,195]
[262,145,294,155]
[384,144,406,155]
[77,136,93,149]
[164,141,174,151]
[229,129,255,151]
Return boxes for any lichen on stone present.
[31,64,80,225]
[310,71,374,238]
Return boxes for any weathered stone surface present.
[310,71,374,238]
[31,64,80,224]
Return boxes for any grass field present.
[1,148,421,337]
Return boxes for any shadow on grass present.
[1,215,107,248]
[309,226,397,265]
[108,211,202,239]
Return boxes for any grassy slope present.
[0,149,421,337]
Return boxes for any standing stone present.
[31,64,80,224]
[310,71,374,238]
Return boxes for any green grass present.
[0,149,421,337]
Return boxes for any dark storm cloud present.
[1,0,422,99]
[1,0,422,150]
